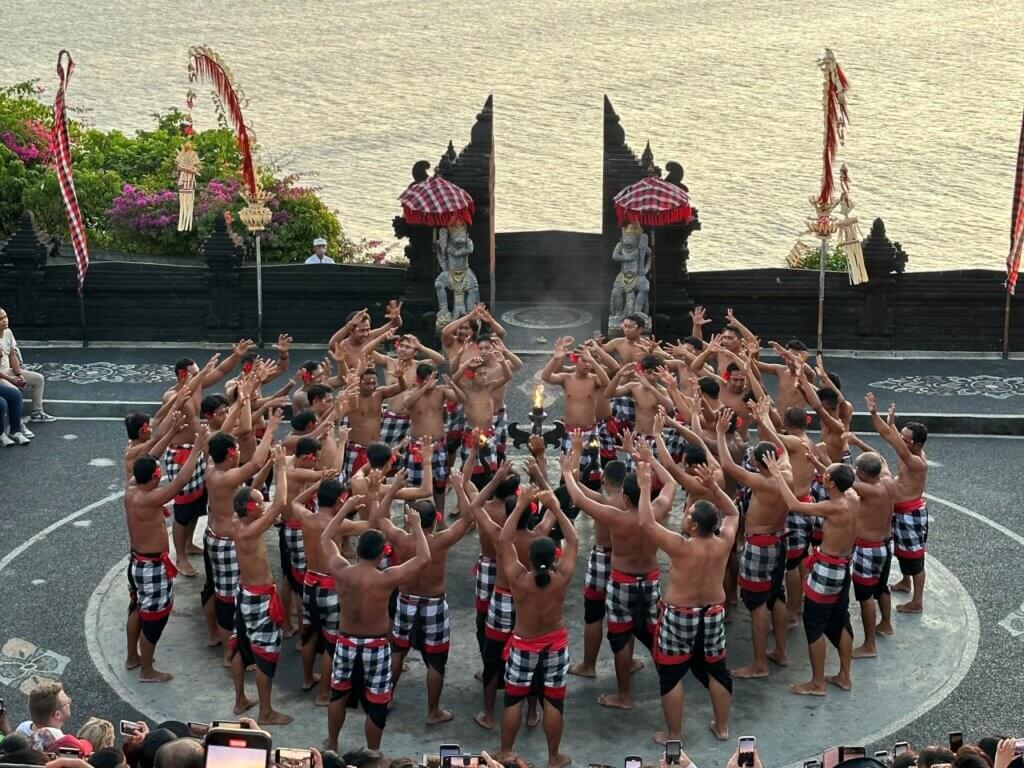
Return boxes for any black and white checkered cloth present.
[127,552,175,620]
[444,400,466,442]
[473,555,497,613]
[484,587,516,640]
[391,593,450,654]
[233,584,283,666]
[803,549,852,604]
[605,569,661,636]
[503,628,570,702]
[405,440,448,489]
[343,442,369,485]
[331,633,392,703]
[654,603,727,665]
[611,395,636,429]
[583,545,611,601]
[892,499,929,559]
[302,571,340,646]
[461,428,499,473]
[493,408,509,452]
[162,444,207,502]
[203,529,239,603]
[739,533,785,594]
[279,523,307,587]
[852,539,892,588]
[380,409,411,447]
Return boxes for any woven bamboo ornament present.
[174,142,201,231]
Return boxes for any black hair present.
[88,747,126,768]
[301,360,320,373]
[683,335,705,350]
[855,452,883,477]
[690,500,719,536]
[318,479,345,508]
[603,460,627,487]
[785,339,808,352]
[346,310,365,323]
[906,421,928,446]
[918,747,956,768]
[360,367,377,379]
[784,406,808,429]
[208,431,238,463]
[529,537,556,587]
[683,443,707,466]
[721,325,741,337]
[296,436,321,459]
[817,387,839,409]
[506,496,532,529]
[133,455,159,484]
[200,393,229,419]
[367,441,393,468]
[622,473,641,507]
[307,384,331,404]
[827,371,843,391]
[356,529,385,560]
[475,329,495,345]
[624,313,645,328]
[751,440,778,468]
[411,499,437,529]
[829,463,856,491]
[233,487,255,517]
[698,376,720,398]
[416,362,435,380]
[641,354,660,371]
[290,409,318,431]
[725,361,742,374]
[495,472,522,500]
[124,412,151,440]
[240,350,258,365]
[173,358,194,376]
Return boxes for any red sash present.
[303,570,335,590]
[894,497,925,513]
[242,583,284,626]
[610,567,660,584]
[133,551,178,580]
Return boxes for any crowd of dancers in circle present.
[119,302,932,768]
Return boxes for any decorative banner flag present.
[1007,109,1024,295]
[52,50,89,296]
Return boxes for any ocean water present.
[2,0,1022,271]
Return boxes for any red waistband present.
[510,626,568,653]
[894,497,926,513]
[495,586,513,596]
[304,571,335,589]
[611,567,660,584]
[283,519,303,530]
[205,528,232,541]
[796,494,814,503]
[337,633,388,648]
[855,538,890,548]
[806,549,851,566]
[746,532,784,546]
[131,551,177,579]
[241,582,277,595]
[662,602,725,616]
[592,545,611,554]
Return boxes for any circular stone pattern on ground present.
[500,305,594,329]
[88,516,976,768]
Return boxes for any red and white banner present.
[1008,109,1024,296]
[52,50,89,296]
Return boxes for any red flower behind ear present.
[301,370,313,383]
[245,500,258,512]
[634,362,643,373]
[464,369,476,380]
[242,361,254,374]
[735,416,744,428]
[722,370,732,382]
[568,353,579,364]
[805,413,813,426]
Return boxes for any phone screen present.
[822,747,841,768]
[190,722,211,738]
[451,757,479,768]
[1013,739,1024,757]
[949,733,964,752]
[738,738,756,768]
[666,741,682,765]
[625,758,643,768]
[120,720,141,737]
[276,748,312,768]
[842,747,866,760]
[894,743,910,757]
[205,744,268,768]
[440,745,461,768]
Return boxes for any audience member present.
[919,747,958,768]
[138,728,176,768]
[153,737,204,768]
[89,747,129,768]
[15,681,71,752]
[52,734,95,757]
[0,306,56,424]
[77,718,116,751]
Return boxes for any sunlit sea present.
[3,0,1023,270]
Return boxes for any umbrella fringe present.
[404,210,475,227]
[614,206,693,227]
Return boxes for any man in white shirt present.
[0,307,56,427]
[304,237,335,265]
[15,681,71,753]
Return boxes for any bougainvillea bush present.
[0,80,360,263]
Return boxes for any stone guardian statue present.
[608,221,651,329]
[435,222,479,326]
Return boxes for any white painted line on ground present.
[0,491,124,574]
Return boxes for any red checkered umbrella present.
[613,176,692,226]
[399,176,475,227]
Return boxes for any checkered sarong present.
[606,568,661,636]
[461,428,499,473]
[785,495,817,563]
[611,395,636,429]
[739,533,785,594]
[560,423,609,483]
[503,627,570,704]
[128,551,175,621]
[405,440,449,490]
[331,633,392,703]
[302,571,340,647]
[343,442,369,484]
[392,593,450,655]
[162,444,207,504]
[892,498,929,560]
[473,555,497,613]
[485,587,516,640]
[278,522,307,588]
[852,539,891,588]
[655,603,727,665]
[583,545,612,601]
[802,549,852,604]
[444,399,466,442]
[380,409,411,447]
[203,529,239,603]
[233,584,284,673]
[662,426,688,460]
[493,408,509,452]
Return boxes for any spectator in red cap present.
[52,734,94,758]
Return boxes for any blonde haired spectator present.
[78,717,116,750]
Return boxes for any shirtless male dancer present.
[376,476,476,725]
[562,443,678,710]
[345,365,407,480]
[639,461,738,744]
[848,451,898,657]
[204,416,280,660]
[322,511,431,752]
[867,393,929,613]
[124,426,209,683]
[452,342,512,481]
[715,409,790,678]
[329,302,403,371]
[376,333,445,450]
[162,342,253,576]
[497,490,578,768]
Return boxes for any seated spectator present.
[919,747,957,768]
[955,746,993,768]
[78,717,116,751]
[90,746,129,768]
[154,736,203,768]
[0,377,29,446]
[139,728,177,768]
[15,681,71,752]
[0,731,47,765]
[52,733,95,758]
[0,307,56,424]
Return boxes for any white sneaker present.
[30,411,57,423]
[11,432,30,445]
[0,433,14,447]
[20,426,35,439]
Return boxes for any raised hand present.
[716,407,734,435]
[391,468,408,492]
[636,461,652,488]
[233,338,255,356]
[763,452,783,478]
[527,433,545,458]
[620,428,636,455]
[653,406,666,434]
[694,462,717,488]
[195,423,211,447]
[689,305,711,326]
[406,509,422,529]
[274,333,293,354]
[865,392,878,413]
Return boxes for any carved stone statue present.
[435,222,479,326]
[608,222,651,329]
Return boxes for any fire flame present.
[533,385,544,410]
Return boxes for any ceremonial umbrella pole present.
[612,173,693,333]
[240,186,273,348]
